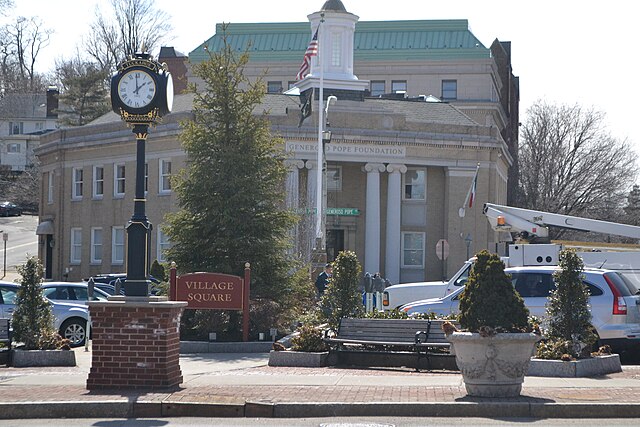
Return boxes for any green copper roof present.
[189,20,489,63]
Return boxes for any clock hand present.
[134,81,148,95]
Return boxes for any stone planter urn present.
[447,331,540,397]
[10,349,76,367]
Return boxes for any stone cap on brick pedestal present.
[87,296,188,308]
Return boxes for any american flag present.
[466,165,479,208]
[296,29,319,81]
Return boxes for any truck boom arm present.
[483,203,640,240]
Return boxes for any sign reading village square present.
[175,272,245,310]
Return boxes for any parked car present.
[399,266,640,352]
[0,281,89,347]
[0,202,22,217]
[84,273,161,295]
[41,282,110,302]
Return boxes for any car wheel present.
[59,318,87,347]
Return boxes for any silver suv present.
[0,281,90,347]
[400,266,640,352]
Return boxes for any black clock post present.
[109,52,173,296]
[87,51,184,391]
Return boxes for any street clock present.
[111,52,173,124]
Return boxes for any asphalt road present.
[0,214,38,280]
[1,418,639,426]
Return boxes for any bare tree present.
[518,101,638,239]
[86,0,173,72]
[4,16,50,91]
[0,0,14,15]
[0,15,49,94]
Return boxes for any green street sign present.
[294,207,360,216]
[326,208,360,216]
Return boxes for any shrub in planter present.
[448,250,539,397]
[459,250,529,333]
[12,257,66,350]
[291,324,328,352]
[320,251,363,329]
[536,249,598,360]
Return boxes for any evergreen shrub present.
[458,250,529,333]
[536,249,597,359]
[320,251,363,329]
[12,257,66,350]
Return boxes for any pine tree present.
[320,251,363,328]
[543,249,596,358]
[624,185,640,227]
[458,250,529,332]
[56,58,110,126]
[12,256,58,350]
[163,31,303,336]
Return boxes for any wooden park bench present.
[0,319,11,366]
[323,317,456,371]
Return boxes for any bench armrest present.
[324,328,337,340]
[415,330,428,344]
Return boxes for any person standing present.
[315,263,332,297]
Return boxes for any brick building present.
[35,0,517,284]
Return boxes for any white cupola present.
[296,0,369,97]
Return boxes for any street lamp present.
[464,233,473,260]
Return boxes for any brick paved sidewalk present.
[2,364,640,405]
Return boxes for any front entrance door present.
[45,235,53,280]
[326,229,344,262]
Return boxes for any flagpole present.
[315,14,324,249]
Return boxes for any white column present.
[385,163,407,284]
[364,163,385,275]
[285,160,305,211]
[285,160,305,256]
[305,160,317,215]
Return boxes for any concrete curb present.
[3,400,640,419]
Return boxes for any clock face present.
[117,70,156,109]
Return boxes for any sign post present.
[435,239,449,281]
[2,233,7,279]
[170,263,252,342]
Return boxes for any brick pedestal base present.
[86,296,187,390]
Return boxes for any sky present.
[9,0,640,156]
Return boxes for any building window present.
[72,167,83,199]
[157,229,171,262]
[112,226,125,265]
[327,165,342,191]
[9,121,23,135]
[331,32,342,67]
[7,143,20,153]
[391,80,407,94]
[267,81,282,94]
[93,166,104,199]
[91,227,103,264]
[159,159,172,194]
[370,81,385,97]
[114,163,125,197]
[442,80,457,100]
[402,232,425,268]
[403,168,426,200]
[70,228,82,264]
[35,122,43,130]
[47,172,54,204]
